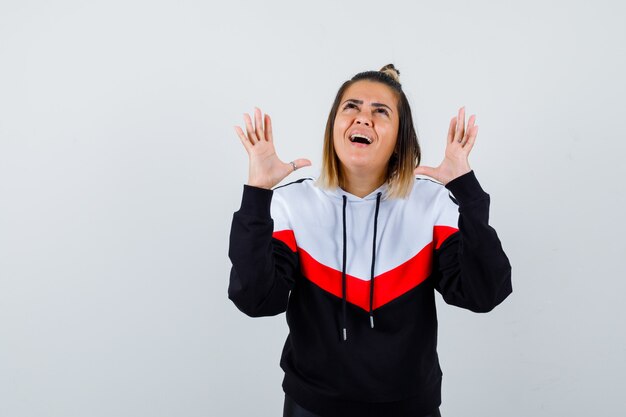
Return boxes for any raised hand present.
[413,106,477,185]
[234,107,312,189]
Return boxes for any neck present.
[341,166,386,198]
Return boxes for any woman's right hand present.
[234,107,311,189]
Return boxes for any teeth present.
[350,134,372,144]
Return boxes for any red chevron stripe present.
[298,245,432,311]
[273,229,297,252]
[274,226,459,311]
[434,225,458,250]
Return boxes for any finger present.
[447,117,457,144]
[285,158,312,173]
[234,126,254,150]
[454,106,465,143]
[461,114,476,146]
[464,125,478,152]
[455,106,465,142]
[254,107,265,141]
[293,158,312,169]
[244,113,259,142]
[265,113,274,142]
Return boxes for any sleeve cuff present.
[444,170,489,205]
[239,185,273,218]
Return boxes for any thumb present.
[292,158,312,170]
[413,165,436,177]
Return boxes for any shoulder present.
[408,176,457,207]
[270,177,318,220]
[272,177,317,202]
[273,177,316,192]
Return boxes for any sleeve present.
[227,185,299,317]
[433,170,513,313]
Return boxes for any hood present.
[319,181,390,203]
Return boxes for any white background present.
[1,0,625,416]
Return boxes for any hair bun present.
[379,64,401,84]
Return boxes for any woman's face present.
[333,80,399,177]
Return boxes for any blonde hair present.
[317,64,421,199]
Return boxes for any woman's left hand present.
[413,106,478,185]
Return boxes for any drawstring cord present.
[341,191,383,341]
[369,192,382,328]
[341,195,348,341]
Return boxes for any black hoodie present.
[228,170,512,417]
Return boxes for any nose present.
[355,111,371,127]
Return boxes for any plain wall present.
[1,0,625,416]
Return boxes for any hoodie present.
[228,170,512,417]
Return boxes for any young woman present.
[229,64,512,417]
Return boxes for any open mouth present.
[349,133,373,145]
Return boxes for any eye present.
[376,108,389,116]
[343,103,358,110]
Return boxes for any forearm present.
[436,171,513,312]
[228,185,297,317]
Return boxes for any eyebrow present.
[342,99,393,113]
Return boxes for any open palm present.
[414,106,478,185]
[234,107,311,189]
